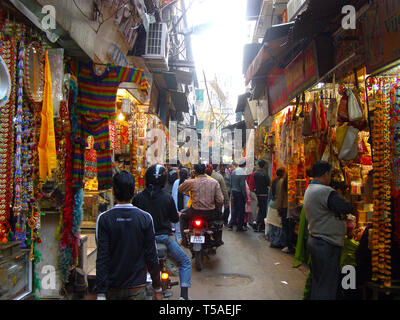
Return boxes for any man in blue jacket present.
[96,171,162,300]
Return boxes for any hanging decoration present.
[371,79,392,288]
[0,22,17,242]
[14,37,26,247]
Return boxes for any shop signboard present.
[364,0,400,74]
[267,42,318,115]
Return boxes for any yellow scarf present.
[38,51,57,181]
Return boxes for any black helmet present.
[145,164,167,188]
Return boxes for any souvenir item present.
[38,51,57,181]
[339,126,359,160]
[327,97,338,127]
[338,90,349,122]
[24,41,44,103]
[347,88,363,121]
[0,55,11,106]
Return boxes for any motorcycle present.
[183,217,224,271]
[145,242,179,299]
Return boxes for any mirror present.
[24,41,44,103]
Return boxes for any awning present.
[263,22,294,43]
[242,43,262,75]
[170,90,189,113]
[287,0,368,46]
[175,70,194,85]
[222,120,246,132]
[152,71,178,90]
[245,38,288,86]
[235,92,250,113]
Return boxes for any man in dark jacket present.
[96,171,162,300]
[133,164,192,300]
[253,160,271,232]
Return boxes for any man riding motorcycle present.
[178,163,224,252]
[132,164,192,300]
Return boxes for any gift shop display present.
[0,11,49,299]
[365,66,400,288]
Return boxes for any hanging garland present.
[14,36,26,247]
[59,77,83,284]
[0,27,16,243]
[371,79,392,288]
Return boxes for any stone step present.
[86,247,97,275]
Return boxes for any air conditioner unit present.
[143,23,169,71]
[287,0,307,21]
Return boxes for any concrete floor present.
[169,226,308,300]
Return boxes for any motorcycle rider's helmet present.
[145,164,167,188]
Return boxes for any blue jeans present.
[171,222,182,242]
[155,235,191,288]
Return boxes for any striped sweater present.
[70,61,150,118]
[69,61,150,190]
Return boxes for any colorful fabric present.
[38,51,57,181]
[73,115,112,190]
[70,61,150,119]
[293,206,309,268]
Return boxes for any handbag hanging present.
[327,94,338,127]
[310,101,318,134]
[337,91,349,122]
[347,88,363,121]
[335,123,348,155]
[302,103,312,136]
[339,125,359,160]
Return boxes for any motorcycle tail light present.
[194,232,201,236]
[193,219,203,228]
[161,272,169,280]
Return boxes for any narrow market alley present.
[169,228,308,300]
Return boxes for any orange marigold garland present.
[371,80,392,288]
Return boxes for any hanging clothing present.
[73,115,113,190]
[38,51,57,181]
[69,61,150,190]
[70,61,150,118]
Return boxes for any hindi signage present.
[364,0,400,73]
[267,42,319,115]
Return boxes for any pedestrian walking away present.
[95,171,162,300]
[253,159,271,233]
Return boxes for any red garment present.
[246,171,256,192]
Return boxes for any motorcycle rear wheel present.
[194,251,202,271]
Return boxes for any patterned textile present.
[69,61,150,190]
[70,61,150,118]
[73,115,112,190]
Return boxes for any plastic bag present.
[339,126,359,160]
[347,88,363,121]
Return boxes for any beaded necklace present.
[0,24,16,243]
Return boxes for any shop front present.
[0,1,155,298]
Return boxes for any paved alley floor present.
[169,226,308,300]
